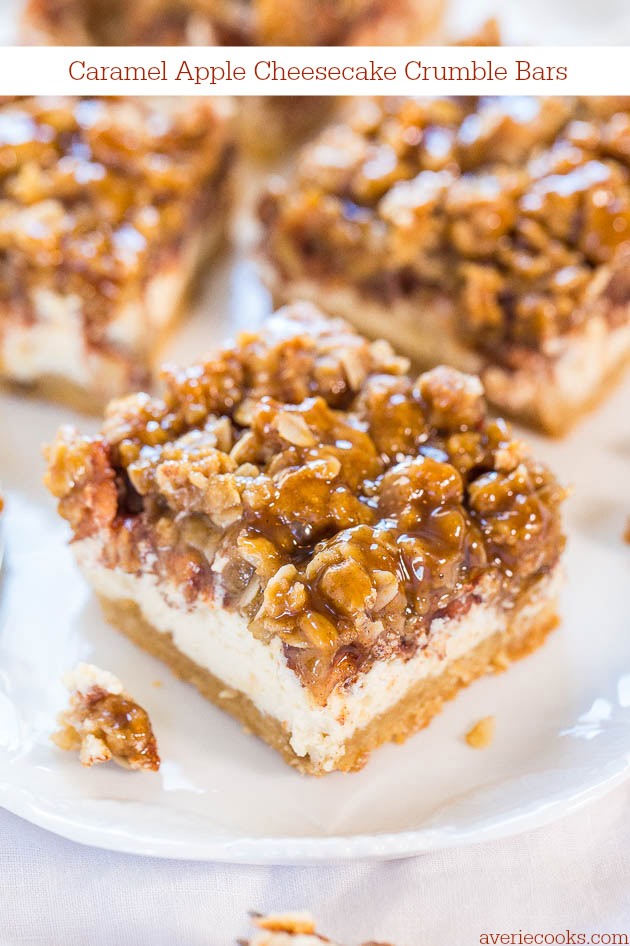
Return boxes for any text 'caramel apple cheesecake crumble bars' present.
[260,96,630,434]
[0,96,234,410]
[45,304,566,775]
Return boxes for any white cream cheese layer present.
[74,537,557,771]
[0,223,216,389]
[1,289,93,386]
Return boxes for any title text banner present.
[0,46,628,95]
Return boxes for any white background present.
[1,0,630,942]
[2,785,630,944]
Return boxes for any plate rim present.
[2,761,628,863]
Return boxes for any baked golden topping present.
[46,305,565,703]
[261,97,630,356]
[0,96,230,349]
[52,663,160,771]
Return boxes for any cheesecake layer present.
[75,537,561,773]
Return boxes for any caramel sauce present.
[262,96,630,354]
[46,307,565,704]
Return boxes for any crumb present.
[491,651,510,672]
[245,912,396,945]
[465,716,496,749]
[152,679,163,688]
[624,519,630,544]
[52,662,160,771]
[252,913,316,934]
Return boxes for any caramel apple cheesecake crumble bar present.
[246,912,394,946]
[52,663,160,770]
[260,96,630,434]
[45,304,565,775]
[0,96,234,409]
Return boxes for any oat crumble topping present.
[45,304,565,704]
[261,97,630,360]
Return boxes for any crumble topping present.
[0,96,231,358]
[247,912,394,946]
[261,97,630,359]
[45,304,565,704]
[52,662,160,770]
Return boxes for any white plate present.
[1,248,630,864]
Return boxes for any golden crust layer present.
[45,303,565,706]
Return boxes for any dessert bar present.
[52,663,160,770]
[0,96,233,409]
[260,96,630,433]
[45,304,565,774]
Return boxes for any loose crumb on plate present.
[51,662,160,771]
[465,716,496,749]
[252,913,317,934]
[624,519,630,544]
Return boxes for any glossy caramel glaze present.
[46,305,565,703]
[261,97,630,356]
[0,96,231,348]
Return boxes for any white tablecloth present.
[1,782,629,946]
